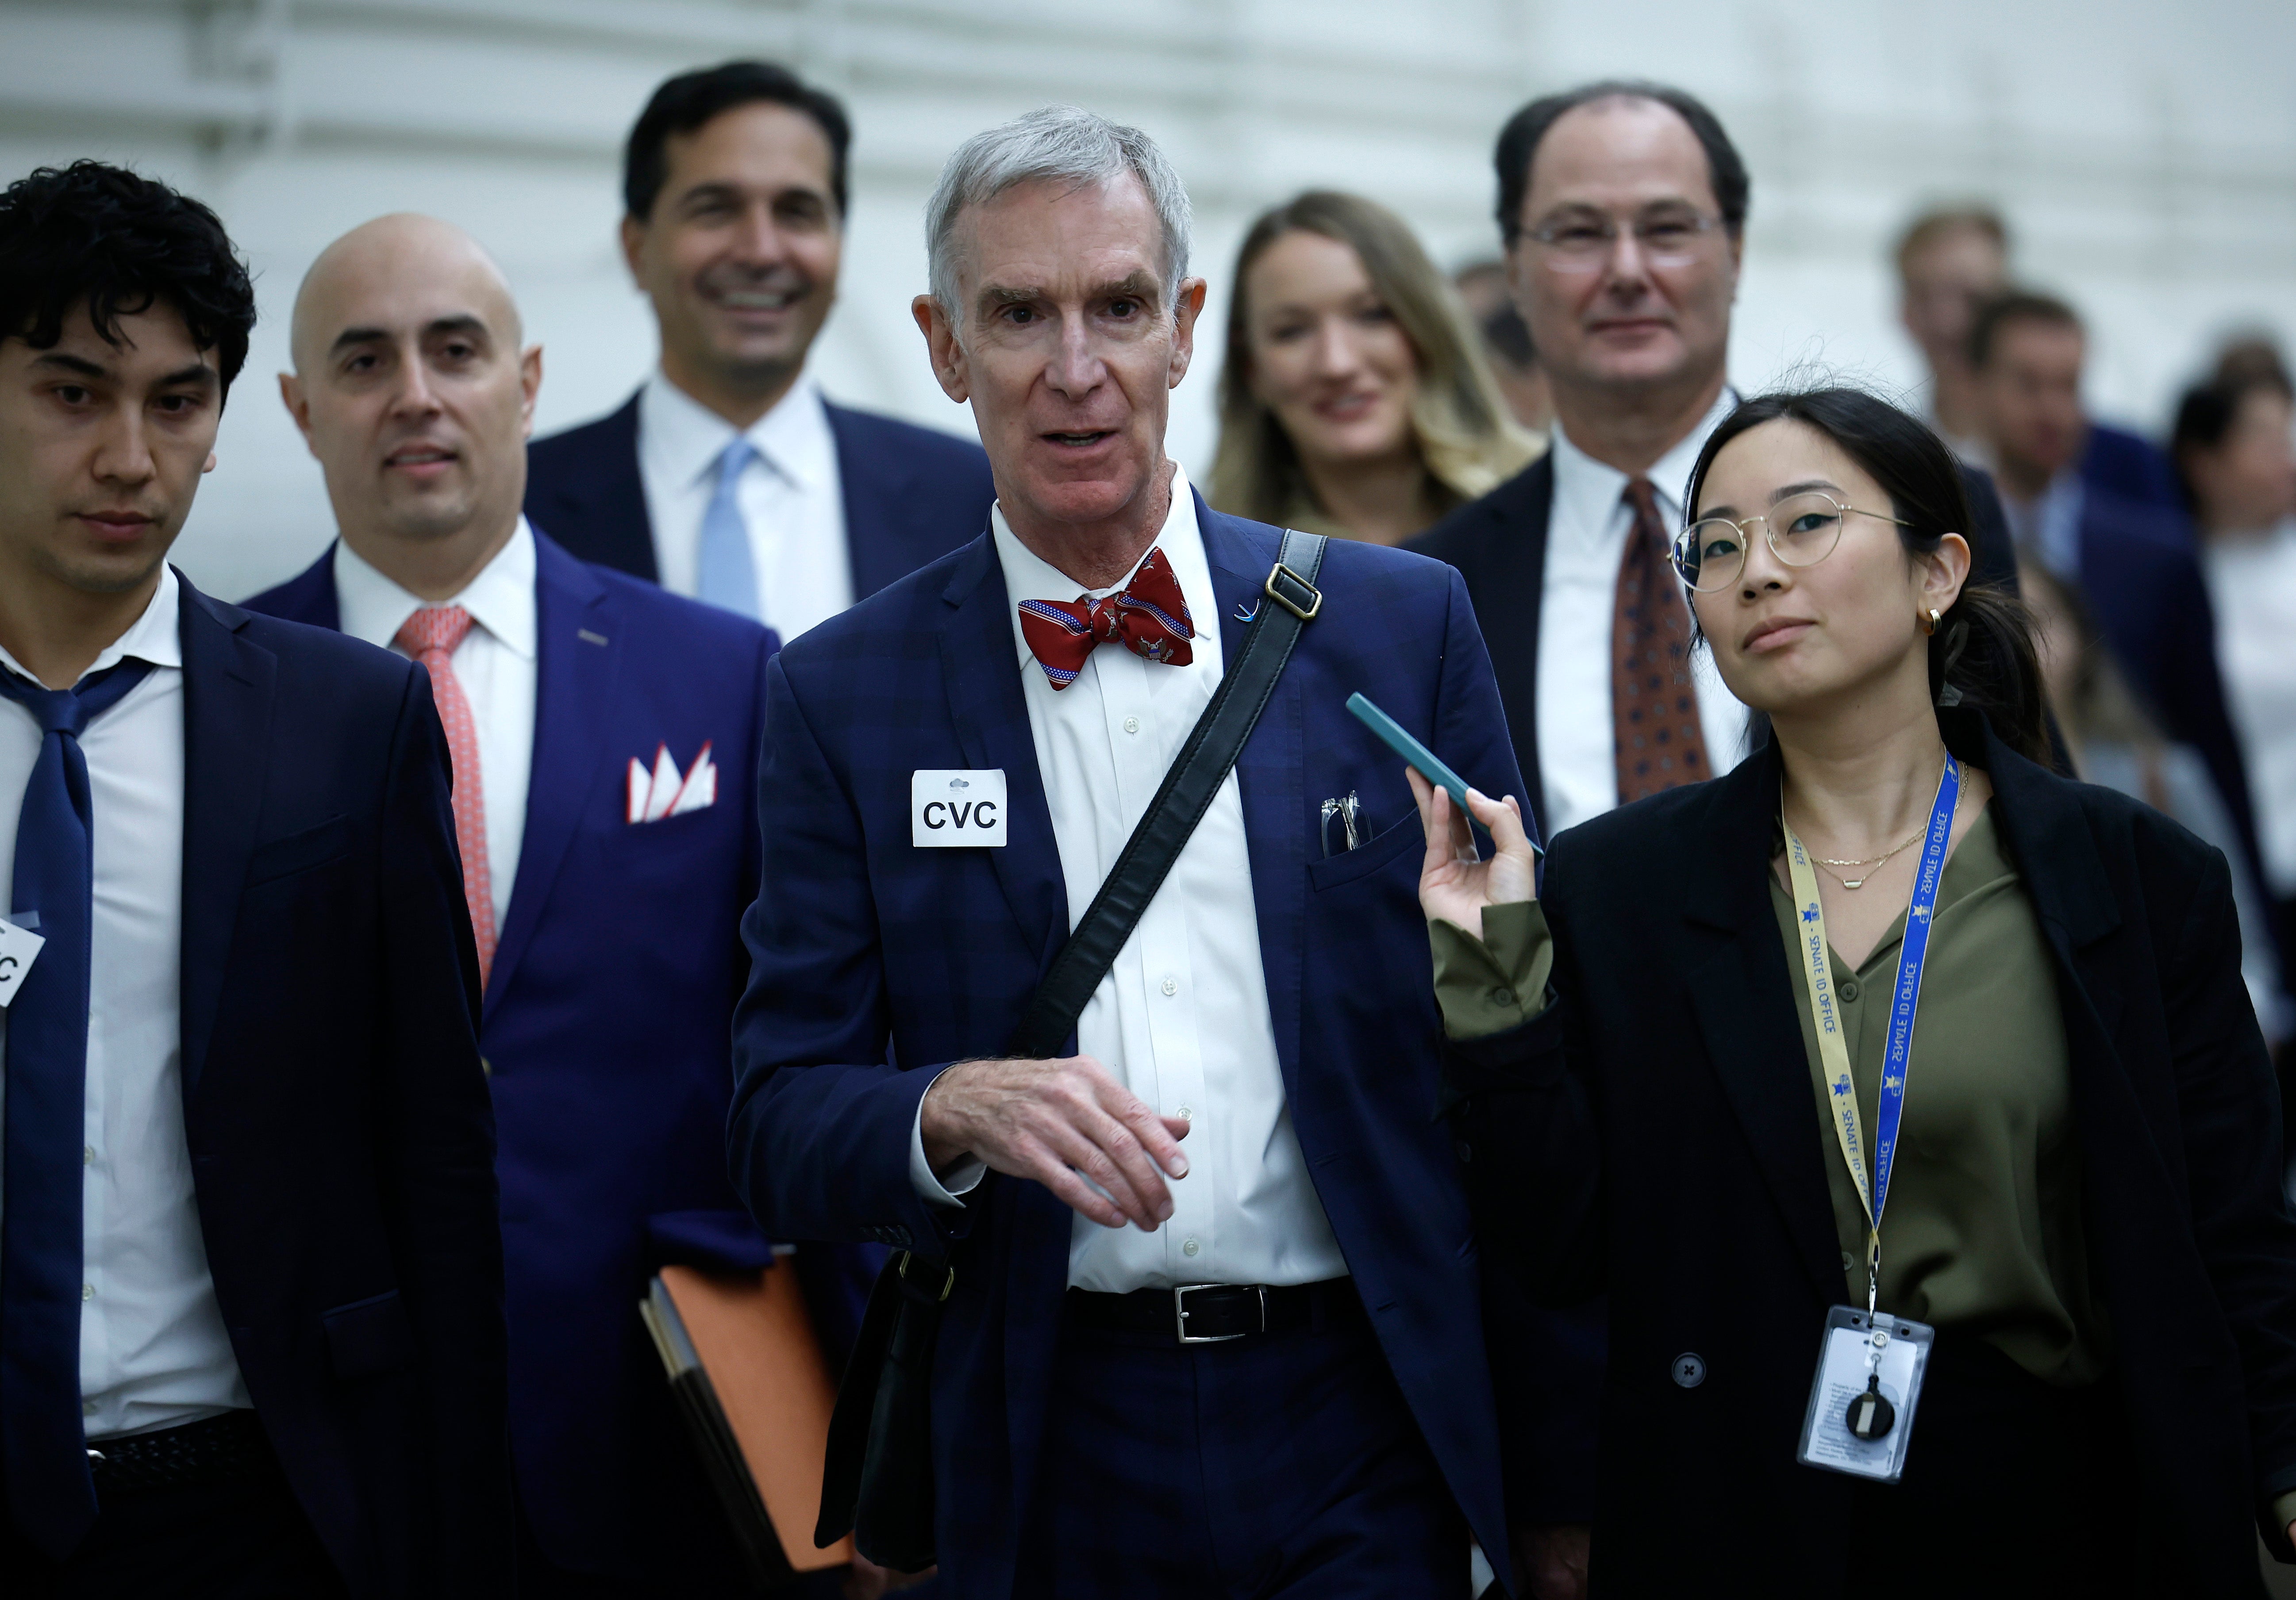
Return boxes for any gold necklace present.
[1808,837,1923,891]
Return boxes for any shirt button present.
[1841,1250,1854,1270]
[82,1399,97,1415]
[83,1146,95,1165]
[1123,716,1141,735]
[1161,976,1178,997]
[1838,979,1860,1002]
[1182,1237,1200,1257]
[1490,986,1516,1008]
[1176,1105,1192,1121]
[81,1285,94,1302]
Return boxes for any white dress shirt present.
[1537,389,1751,836]
[909,467,1349,1292]
[0,566,251,1439]
[2204,518,2296,896]
[638,369,854,644]
[335,520,537,935]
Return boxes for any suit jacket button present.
[1673,1352,1707,1388]
[1454,1140,1473,1164]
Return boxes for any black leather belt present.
[87,1408,277,1493]
[1066,1277,1360,1344]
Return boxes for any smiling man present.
[728,107,1536,1599]
[0,165,508,1593]
[525,61,995,640]
[241,215,875,1598]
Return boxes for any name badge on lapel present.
[912,770,1007,848]
[0,914,46,1007]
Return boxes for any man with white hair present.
[730,108,1532,1596]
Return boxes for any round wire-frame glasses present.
[1669,491,1915,592]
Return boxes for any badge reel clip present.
[1796,1299,1934,1484]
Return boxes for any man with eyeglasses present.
[1408,80,2019,1598]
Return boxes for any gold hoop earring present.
[1920,607,1942,637]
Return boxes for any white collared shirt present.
[910,467,1348,1292]
[0,566,252,1439]
[2205,518,2296,895]
[1537,389,1751,836]
[638,369,853,643]
[335,520,538,935]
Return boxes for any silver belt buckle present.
[1173,1283,1265,1344]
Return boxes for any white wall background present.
[4,0,2293,602]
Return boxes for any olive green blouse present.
[1431,806,2113,1387]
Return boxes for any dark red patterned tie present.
[1018,545,1196,691]
[1613,479,1710,804]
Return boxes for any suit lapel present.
[1203,506,1307,1092]
[935,534,1066,969]
[828,405,907,602]
[485,537,618,1019]
[177,574,277,1097]
[1678,747,1846,1304]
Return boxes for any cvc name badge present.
[1797,1305,1934,1483]
[0,914,46,1008]
[912,769,1008,848]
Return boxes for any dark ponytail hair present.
[1684,387,2052,765]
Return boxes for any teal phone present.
[1345,692,1544,854]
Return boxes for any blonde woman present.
[1209,190,1538,545]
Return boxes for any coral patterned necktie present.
[1017,545,1196,691]
[395,606,496,988]
[1612,479,1710,806]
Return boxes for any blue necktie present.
[695,436,760,619]
[0,656,155,1557]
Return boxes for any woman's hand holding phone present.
[1409,768,1537,940]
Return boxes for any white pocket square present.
[626,741,717,824]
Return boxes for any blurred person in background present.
[1893,207,2181,510]
[247,214,884,1600]
[526,60,994,641]
[2176,368,2296,1044]
[2212,332,2294,396]
[1894,206,2010,459]
[1455,259,1555,432]
[1206,190,1535,545]
[1968,291,2266,913]
[2023,562,2290,1043]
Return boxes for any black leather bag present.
[814,531,1329,1573]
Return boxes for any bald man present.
[242,217,817,1596]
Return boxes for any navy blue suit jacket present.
[2084,420,2187,517]
[525,390,996,602]
[728,498,1529,1594]
[2075,485,2269,928]
[172,573,508,1593]
[244,533,789,1588]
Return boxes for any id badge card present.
[1796,1305,1934,1483]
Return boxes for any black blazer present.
[1449,708,2296,1595]
[176,575,508,1593]
[523,390,996,603]
[1404,455,2024,831]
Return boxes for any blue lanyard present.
[1783,751,1962,1309]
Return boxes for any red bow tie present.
[1018,545,1196,691]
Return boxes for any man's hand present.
[1516,1521,1590,1600]
[921,1055,1190,1231]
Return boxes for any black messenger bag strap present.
[816,530,1328,1572]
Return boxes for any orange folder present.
[640,1262,856,1581]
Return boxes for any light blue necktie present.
[695,436,760,619]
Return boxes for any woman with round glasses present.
[1412,387,2296,1595]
